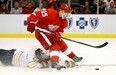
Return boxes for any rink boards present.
[0,15,116,38]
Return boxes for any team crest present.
[89,18,99,29]
[66,18,73,29]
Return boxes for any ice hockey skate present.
[72,56,84,66]
[51,62,66,70]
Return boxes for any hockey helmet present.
[35,48,50,62]
[60,4,71,13]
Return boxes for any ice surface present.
[0,38,116,75]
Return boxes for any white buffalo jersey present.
[12,48,42,68]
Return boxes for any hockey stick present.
[35,29,108,48]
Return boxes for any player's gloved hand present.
[50,32,62,42]
[51,32,61,36]
[27,23,35,33]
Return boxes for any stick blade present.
[95,42,108,48]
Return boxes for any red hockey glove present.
[27,23,35,33]
[51,32,61,36]
[51,32,62,42]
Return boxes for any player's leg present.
[0,49,16,66]
[59,40,83,64]
[49,43,66,70]
[35,32,65,70]
[35,32,50,50]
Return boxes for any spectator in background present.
[34,3,46,12]
[41,0,47,9]
[79,0,91,14]
[71,7,77,14]
[6,0,15,14]
[91,0,97,14]
[103,0,114,13]
[84,1,91,14]
[103,0,115,14]
[0,3,9,14]
[80,0,94,8]
[22,2,34,14]
[14,0,19,2]
[104,2,116,14]
[34,0,41,8]
[0,0,7,6]
[104,0,114,8]
[0,0,4,6]
[57,0,61,9]
[0,0,8,6]
[46,0,58,10]
[113,0,116,7]
[22,0,35,8]
[10,2,22,14]
[99,0,106,14]
[113,0,116,13]
[19,0,24,7]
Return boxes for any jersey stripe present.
[50,51,60,57]
[14,51,23,66]
[62,49,72,55]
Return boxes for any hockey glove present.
[27,23,35,33]
[50,32,62,42]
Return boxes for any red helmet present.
[60,4,71,13]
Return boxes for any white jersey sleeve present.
[12,47,43,69]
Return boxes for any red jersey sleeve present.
[26,13,38,24]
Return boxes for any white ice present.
[0,38,116,75]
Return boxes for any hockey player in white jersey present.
[0,46,75,70]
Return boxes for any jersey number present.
[41,10,48,17]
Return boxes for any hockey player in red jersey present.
[26,3,83,70]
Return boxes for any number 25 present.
[41,10,48,17]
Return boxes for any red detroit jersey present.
[34,8,68,32]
